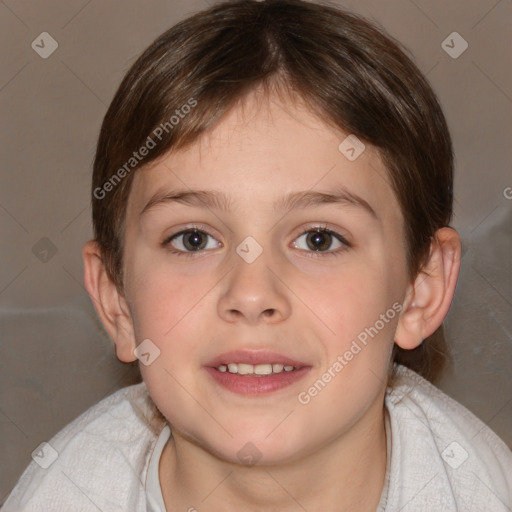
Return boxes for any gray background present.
[1,0,511,503]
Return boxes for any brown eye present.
[168,229,220,252]
[292,229,347,253]
[306,230,333,251]
[182,230,207,251]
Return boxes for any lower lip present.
[204,366,311,395]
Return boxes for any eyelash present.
[162,225,351,258]
[294,226,351,258]
[162,226,220,259]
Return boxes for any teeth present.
[254,364,273,375]
[237,363,253,375]
[217,363,297,375]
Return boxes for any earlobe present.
[395,227,461,351]
[82,240,137,363]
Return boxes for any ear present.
[395,227,461,350]
[82,240,137,363]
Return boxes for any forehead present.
[127,90,400,225]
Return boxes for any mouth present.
[204,350,311,395]
[216,362,299,376]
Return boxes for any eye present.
[166,229,221,252]
[292,228,347,252]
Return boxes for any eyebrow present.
[140,189,232,216]
[140,187,377,219]
[276,188,377,219]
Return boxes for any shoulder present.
[2,383,165,512]
[383,365,512,511]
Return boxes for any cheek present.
[125,252,212,340]
[126,260,217,400]
[296,272,399,422]
[128,269,215,427]
[303,262,399,339]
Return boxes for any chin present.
[204,430,310,467]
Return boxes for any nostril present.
[262,308,276,317]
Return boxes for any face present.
[121,91,409,464]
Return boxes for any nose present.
[217,254,291,326]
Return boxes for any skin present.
[83,89,461,511]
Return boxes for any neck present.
[159,391,388,512]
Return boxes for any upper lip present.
[205,350,309,368]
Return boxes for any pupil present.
[307,231,331,251]
[184,230,206,251]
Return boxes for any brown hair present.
[91,0,454,381]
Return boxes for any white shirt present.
[3,365,512,511]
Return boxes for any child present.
[4,0,511,510]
